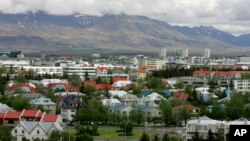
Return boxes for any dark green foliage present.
[162,132,169,141]
[75,134,93,141]
[153,134,159,141]
[0,126,12,141]
[192,130,201,141]
[140,132,150,141]
[207,129,215,141]
[120,122,133,135]
[48,130,62,141]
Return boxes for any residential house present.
[120,94,139,106]
[41,79,68,87]
[173,104,201,115]
[0,102,12,113]
[140,105,162,118]
[46,83,78,92]
[109,104,133,117]
[4,83,37,96]
[60,95,84,122]
[136,69,147,80]
[109,90,128,97]
[185,116,225,141]
[11,121,63,141]
[31,98,56,114]
[19,93,45,101]
[102,98,121,107]
[146,92,165,101]
[112,80,132,89]
[173,92,189,101]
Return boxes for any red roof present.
[139,65,157,70]
[47,83,79,91]
[42,114,58,122]
[193,70,213,75]
[137,69,147,73]
[173,104,200,110]
[97,67,108,72]
[21,109,40,118]
[173,92,189,100]
[0,112,5,120]
[214,71,238,75]
[4,111,21,120]
[112,77,128,83]
[4,83,37,93]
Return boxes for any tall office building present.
[159,48,166,58]
[181,48,189,58]
[204,49,211,58]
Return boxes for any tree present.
[229,79,234,90]
[153,134,160,141]
[68,73,81,87]
[130,109,145,126]
[75,134,93,141]
[214,128,224,141]
[208,104,226,120]
[192,130,201,141]
[48,130,62,141]
[160,101,173,126]
[6,96,33,111]
[140,132,150,141]
[207,129,215,141]
[162,132,170,141]
[120,121,133,136]
[15,75,28,83]
[0,66,7,75]
[0,126,12,141]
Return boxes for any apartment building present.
[233,78,250,92]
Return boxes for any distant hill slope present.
[0,12,249,54]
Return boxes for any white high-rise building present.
[181,48,189,58]
[204,49,211,58]
[159,48,166,58]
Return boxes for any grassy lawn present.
[94,126,155,139]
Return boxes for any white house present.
[102,98,121,107]
[185,116,225,141]
[109,90,128,97]
[146,92,165,101]
[11,121,63,141]
[233,78,250,92]
[112,80,132,89]
[31,98,56,114]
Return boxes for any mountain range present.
[0,12,249,54]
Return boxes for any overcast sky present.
[0,0,250,35]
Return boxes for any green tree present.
[207,129,215,141]
[192,130,201,141]
[130,109,145,126]
[120,121,133,135]
[75,134,93,141]
[7,96,32,111]
[160,101,173,126]
[153,134,159,141]
[15,75,28,83]
[48,130,62,141]
[162,132,170,141]
[140,132,150,141]
[214,128,224,141]
[0,66,7,75]
[209,104,226,120]
[68,73,81,87]
[0,126,11,141]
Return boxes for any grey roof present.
[20,93,45,100]
[20,121,63,134]
[0,103,12,113]
[109,104,130,111]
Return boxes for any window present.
[22,130,24,133]
[37,130,40,134]
[15,129,17,133]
